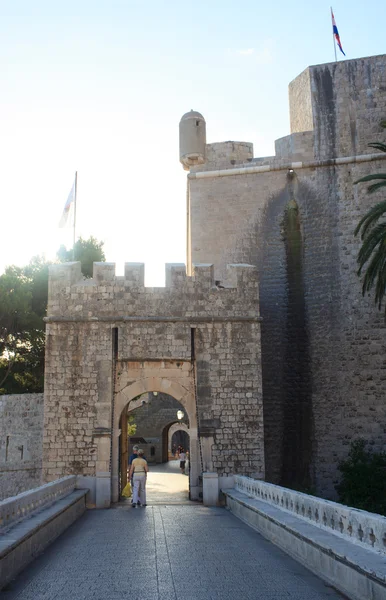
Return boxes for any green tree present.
[354,121,386,314]
[127,415,137,437]
[0,237,106,393]
[0,263,46,393]
[336,440,386,516]
[57,236,105,278]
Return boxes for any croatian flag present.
[331,8,345,56]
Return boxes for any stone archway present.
[112,360,199,502]
[168,422,190,456]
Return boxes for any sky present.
[1,0,385,285]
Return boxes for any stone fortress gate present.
[43,261,263,508]
[40,54,386,510]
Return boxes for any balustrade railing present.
[0,475,76,532]
[234,475,386,555]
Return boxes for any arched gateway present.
[43,261,264,508]
[114,370,197,501]
[168,422,190,456]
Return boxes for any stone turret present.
[179,110,206,170]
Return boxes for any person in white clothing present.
[128,449,148,507]
[178,449,186,474]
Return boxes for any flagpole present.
[331,7,337,62]
[73,171,77,260]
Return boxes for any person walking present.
[128,445,139,504]
[128,444,139,467]
[178,448,186,474]
[128,445,147,503]
[128,449,148,508]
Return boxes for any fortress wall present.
[47,262,259,320]
[188,154,386,497]
[0,394,43,499]
[275,131,314,161]
[189,171,287,282]
[289,55,386,159]
[289,66,313,134]
[44,262,264,483]
[197,320,263,476]
[43,321,111,482]
[120,322,191,360]
[310,161,386,496]
[205,142,254,168]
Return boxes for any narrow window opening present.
[196,120,199,126]
[190,328,196,361]
[112,327,119,360]
[5,436,10,461]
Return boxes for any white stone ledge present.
[0,489,87,590]
[0,475,76,532]
[189,152,386,179]
[233,475,386,554]
[223,486,386,600]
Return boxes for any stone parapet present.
[204,141,253,168]
[275,131,314,161]
[224,477,386,600]
[234,475,386,555]
[0,478,87,591]
[0,475,76,532]
[46,262,260,320]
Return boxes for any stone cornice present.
[188,152,386,179]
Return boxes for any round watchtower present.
[179,110,206,170]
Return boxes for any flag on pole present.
[331,9,345,56]
[59,179,76,228]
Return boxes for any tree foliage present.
[127,414,137,437]
[0,237,105,394]
[354,122,386,314]
[0,261,47,393]
[336,439,386,516]
[57,236,105,278]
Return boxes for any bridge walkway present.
[2,462,344,600]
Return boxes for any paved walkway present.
[4,466,344,600]
[144,459,190,504]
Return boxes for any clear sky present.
[1,0,384,285]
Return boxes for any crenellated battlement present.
[47,261,259,320]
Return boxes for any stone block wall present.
[289,55,386,159]
[275,131,314,161]
[0,394,43,500]
[187,57,386,497]
[43,261,264,497]
[205,142,254,168]
[289,66,313,134]
[43,320,112,482]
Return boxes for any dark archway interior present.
[171,430,190,454]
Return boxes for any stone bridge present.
[1,469,385,600]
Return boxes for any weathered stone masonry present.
[4,53,385,506]
[185,55,386,498]
[0,394,43,500]
[43,261,263,507]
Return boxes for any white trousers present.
[132,474,146,505]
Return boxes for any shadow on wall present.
[281,186,312,490]
[258,172,313,491]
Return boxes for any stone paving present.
[145,459,190,504]
[3,462,344,600]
